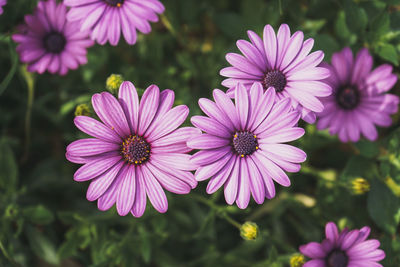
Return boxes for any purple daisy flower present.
[220,24,332,124]
[66,81,199,217]
[300,222,385,267]
[12,0,94,75]
[317,47,399,142]
[0,0,6,15]
[187,82,306,209]
[64,0,165,46]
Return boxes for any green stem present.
[21,67,35,163]
[191,194,241,229]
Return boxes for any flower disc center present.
[104,0,124,6]
[262,70,287,92]
[326,250,348,267]
[336,86,360,110]
[121,135,151,165]
[43,32,66,54]
[232,131,258,157]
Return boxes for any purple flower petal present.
[118,81,139,133]
[152,153,197,171]
[299,242,326,258]
[213,89,241,130]
[198,98,235,131]
[74,116,121,143]
[191,146,231,166]
[141,165,168,213]
[235,83,249,130]
[138,84,160,136]
[236,159,251,209]
[73,154,121,182]
[145,163,191,194]
[131,167,147,217]
[187,134,230,150]
[245,157,265,204]
[67,138,119,157]
[206,155,236,194]
[195,153,233,181]
[224,156,240,205]
[146,105,189,142]
[86,160,124,201]
[116,165,136,216]
[190,116,231,138]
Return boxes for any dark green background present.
[1,0,400,266]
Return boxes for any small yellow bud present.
[290,254,305,267]
[106,74,124,94]
[74,104,91,117]
[351,178,370,195]
[240,221,259,240]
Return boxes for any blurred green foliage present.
[1,0,400,266]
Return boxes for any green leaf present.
[23,205,54,225]
[340,155,374,181]
[0,138,18,192]
[370,11,390,38]
[354,140,380,159]
[344,0,368,33]
[215,12,246,38]
[26,226,60,265]
[0,38,19,96]
[375,43,399,65]
[138,226,152,264]
[367,179,400,234]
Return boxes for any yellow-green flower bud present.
[106,74,124,94]
[351,178,370,195]
[240,221,259,240]
[75,104,91,117]
[290,254,305,267]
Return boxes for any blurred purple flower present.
[317,47,399,142]
[64,0,165,46]
[0,0,6,15]
[300,222,385,267]
[66,82,199,217]
[187,82,306,209]
[12,0,93,75]
[220,24,332,123]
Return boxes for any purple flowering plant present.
[1,0,400,267]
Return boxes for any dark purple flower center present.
[262,70,287,92]
[232,131,258,157]
[326,250,348,267]
[336,86,360,110]
[43,32,66,54]
[104,0,124,6]
[121,135,151,165]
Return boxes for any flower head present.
[75,103,92,117]
[64,0,165,46]
[290,254,305,267]
[317,47,399,142]
[12,0,94,75]
[106,74,124,94]
[66,81,199,217]
[240,221,259,240]
[220,24,332,123]
[0,0,6,15]
[300,222,385,267]
[187,82,306,208]
[351,178,370,195]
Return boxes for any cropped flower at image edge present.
[12,0,94,75]
[64,0,165,46]
[300,222,385,267]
